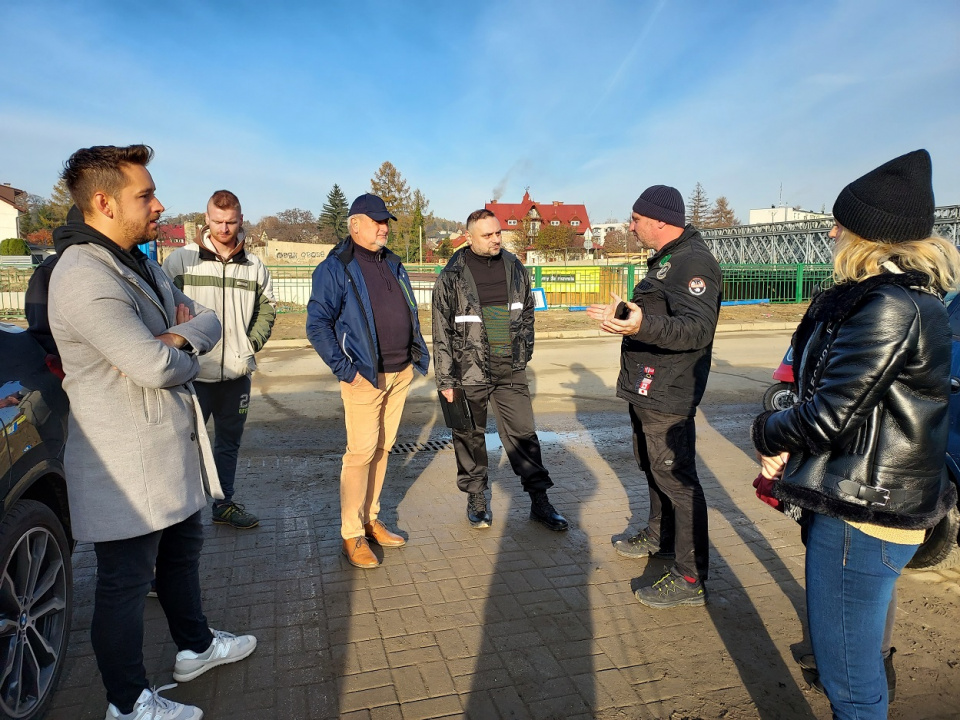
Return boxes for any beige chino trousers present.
[338,364,414,539]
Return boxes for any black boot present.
[885,647,896,703]
[467,492,492,528]
[529,490,568,531]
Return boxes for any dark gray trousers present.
[629,404,710,581]
[453,374,553,494]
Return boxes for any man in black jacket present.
[588,185,720,608]
[433,209,568,532]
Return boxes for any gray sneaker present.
[212,502,259,529]
[613,528,675,559]
[104,685,202,719]
[173,629,257,682]
[635,570,706,608]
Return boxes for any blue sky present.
[2,0,959,226]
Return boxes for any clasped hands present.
[155,303,193,349]
[586,293,643,335]
[112,304,194,378]
[754,451,789,509]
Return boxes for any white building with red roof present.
[485,190,592,259]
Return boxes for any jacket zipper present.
[338,252,379,382]
[219,260,227,381]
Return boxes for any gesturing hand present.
[587,293,643,335]
[586,293,620,323]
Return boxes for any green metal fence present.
[721,263,833,304]
[0,267,31,320]
[0,262,835,319]
[270,264,833,307]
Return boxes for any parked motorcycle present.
[763,346,798,411]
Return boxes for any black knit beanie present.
[633,185,685,228]
[832,149,935,243]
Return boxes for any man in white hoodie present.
[163,190,276,528]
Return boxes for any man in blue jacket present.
[306,194,429,569]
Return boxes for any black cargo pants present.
[629,404,710,581]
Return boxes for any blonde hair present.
[832,225,960,293]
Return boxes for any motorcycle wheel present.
[762,382,798,412]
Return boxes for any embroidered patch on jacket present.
[688,277,706,296]
[637,366,655,396]
[656,262,671,280]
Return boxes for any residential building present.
[0,184,26,239]
[486,191,592,261]
[748,206,830,225]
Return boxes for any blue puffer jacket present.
[306,239,429,388]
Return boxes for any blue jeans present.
[806,513,917,720]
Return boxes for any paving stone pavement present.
[45,412,960,720]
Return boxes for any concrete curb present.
[265,322,797,350]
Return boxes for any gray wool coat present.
[49,243,224,543]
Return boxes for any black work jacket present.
[432,248,534,388]
[753,272,957,529]
[617,226,721,416]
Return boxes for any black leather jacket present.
[432,248,534,388]
[752,272,957,530]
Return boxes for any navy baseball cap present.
[349,193,397,221]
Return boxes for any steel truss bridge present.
[700,205,960,264]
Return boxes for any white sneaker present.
[173,629,257,682]
[104,685,202,719]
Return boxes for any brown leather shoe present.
[364,519,406,548]
[342,536,379,568]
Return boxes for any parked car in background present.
[0,322,72,720]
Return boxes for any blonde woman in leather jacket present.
[752,150,960,720]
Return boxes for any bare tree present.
[704,196,741,228]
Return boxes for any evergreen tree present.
[686,182,710,227]
[318,184,349,242]
[0,237,31,255]
[409,189,430,263]
[434,237,453,260]
[370,161,414,258]
[39,178,73,229]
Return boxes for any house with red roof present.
[485,190,592,261]
[424,232,469,264]
[157,224,186,248]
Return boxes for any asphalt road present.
[245,329,796,455]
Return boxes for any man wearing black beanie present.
[588,184,721,608]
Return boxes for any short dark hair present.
[61,145,154,215]
[209,189,241,214]
[466,208,496,230]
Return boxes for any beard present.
[117,207,158,245]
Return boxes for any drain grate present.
[390,439,454,454]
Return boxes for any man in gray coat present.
[48,145,257,720]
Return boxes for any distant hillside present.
[427,217,460,235]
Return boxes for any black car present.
[0,322,72,720]
[907,293,960,570]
